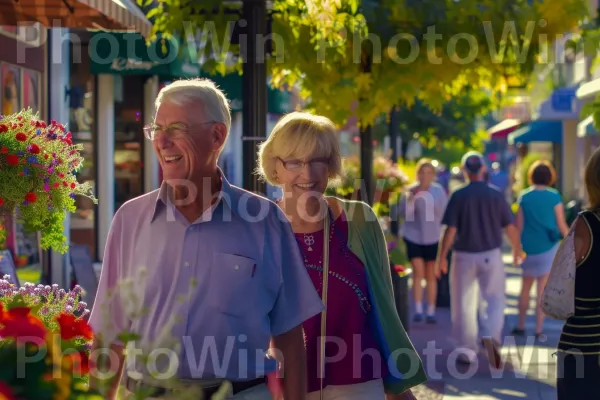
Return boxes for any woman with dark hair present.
[512,160,569,338]
[556,146,600,398]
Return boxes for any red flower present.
[56,313,94,340]
[0,198,4,207]
[24,192,37,203]
[62,181,67,187]
[0,124,8,133]
[28,144,40,154]
[0,146,7,154]
[58,173,65,178]
[15,132,27,142]
[0,306,47,343]
[65,351,93,375]
[5,155,18,166]
[53,182,60,188]
[70,182,76,189]
[0,381,16,400]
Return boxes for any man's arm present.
[271,325,306,400]
[438,226,457,262]
[499,195,522,265]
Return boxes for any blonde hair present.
[416,158,435,174]
[155,78,232,134]
[257,111,343,186]
[585,147,600,210]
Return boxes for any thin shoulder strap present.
[319,207,330,400]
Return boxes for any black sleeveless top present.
[558,211,600,355]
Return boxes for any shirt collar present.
[151,168,237,223]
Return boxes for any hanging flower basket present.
[0,109,97,253]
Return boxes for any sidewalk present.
[407,254,560,400]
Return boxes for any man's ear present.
[211,123,228,151]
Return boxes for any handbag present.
[541,216,577,320]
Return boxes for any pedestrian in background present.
[556,147,600,398]
[396,158,447,323]
[512,160,569,339]
[258,111,424,399]
[435,151,522,368]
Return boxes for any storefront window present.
[69,43,97,260]
[114,76,144,210]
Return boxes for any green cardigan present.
[340,198,428,394]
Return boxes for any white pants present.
[450,248,506,360]
[124,383,271,399]
[307,379,385,400]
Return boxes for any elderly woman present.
[258,112,426,399]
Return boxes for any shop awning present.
[90,32,201,78]
[508,120,563,145]
[0,0,151,37]
[578,115,599,138]
[536,84,581,120]
[90,32,294,114]
[488,119,521,139]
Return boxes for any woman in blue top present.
[513,160,569,338]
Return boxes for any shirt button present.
[234,265,239,270]
[184,262,190,267]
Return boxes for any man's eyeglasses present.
[278,157,330,171]
[143,121,216,140]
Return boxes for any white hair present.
[155,78,232,134]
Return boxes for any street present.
[408,253,560,400]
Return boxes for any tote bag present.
[541,218,576,320]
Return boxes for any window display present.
[114,76,144,211]
[0,62,42,272]
[69,43,96,259]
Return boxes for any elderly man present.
[89,78,324,399]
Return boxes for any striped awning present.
[0,0,151,37]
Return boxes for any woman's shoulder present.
[328,197,375,222]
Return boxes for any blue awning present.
[578,115,599,138]
[508,120,563,145]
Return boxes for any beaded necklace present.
[294,206,372,314]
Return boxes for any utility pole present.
[241,0,268,195]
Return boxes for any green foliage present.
[144,0,588,128]
[0,110,97,253]
[395,90,494,146]
[420,129,487,167]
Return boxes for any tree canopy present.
[145,0,588,127]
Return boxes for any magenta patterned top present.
[295,210,388,393]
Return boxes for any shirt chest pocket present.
[208,253,260,317]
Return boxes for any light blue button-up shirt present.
[89,174,324,381]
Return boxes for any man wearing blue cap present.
[435,151,522,368]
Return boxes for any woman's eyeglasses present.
[278,157,330,171]
[143,121,216,140]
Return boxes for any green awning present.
[89,32,294,114]
[89,32,200,78]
